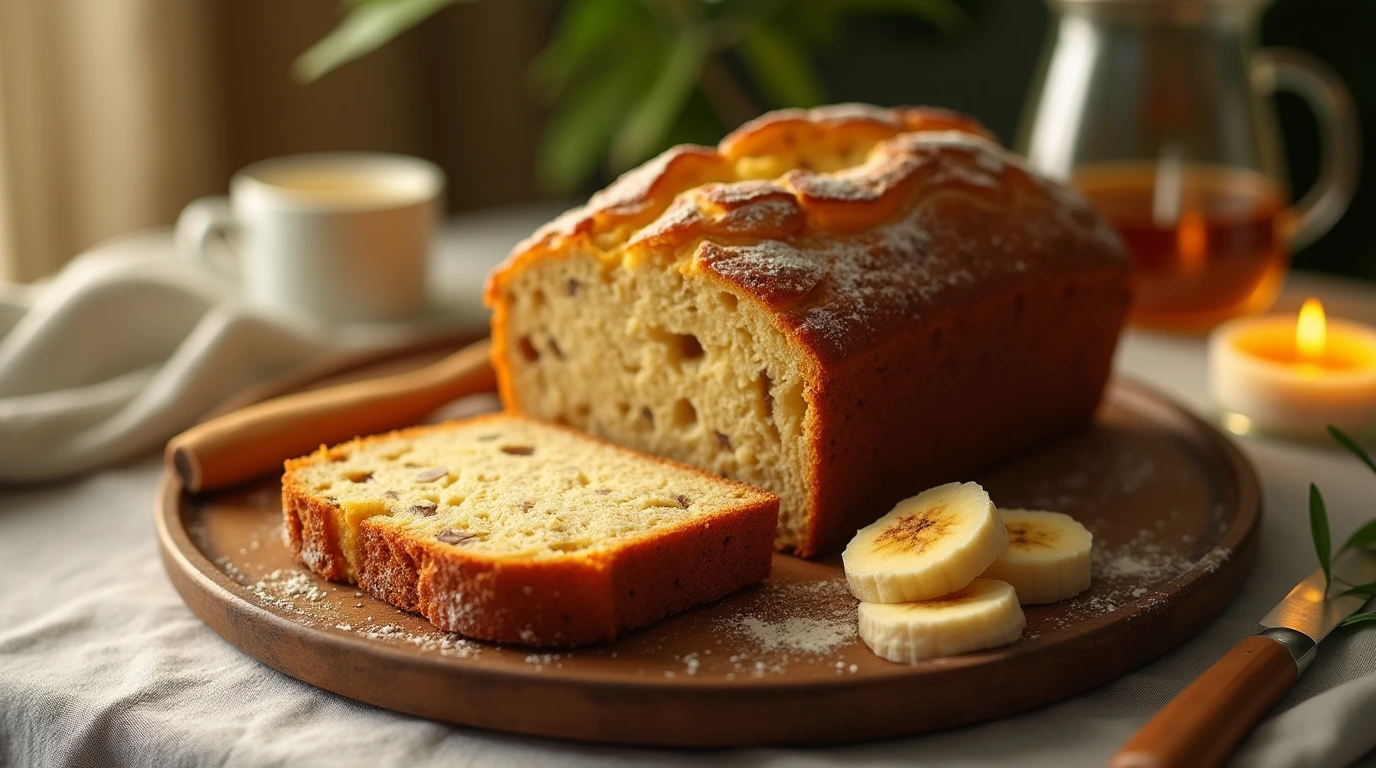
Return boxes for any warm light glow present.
[1176,210,1208,274]
[1221,412,1254,436]
[1297,298,1327,361]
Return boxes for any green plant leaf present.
[1337,582,1376,599]
[530,0,643,98]
[1340,519,1376,553]
[293,0,465,82]
[610,28,709,170]
[537,43,657,194]
[1339,611,1376,628]
[738,26,825,108]
[1329,425,1376,475]
[1311,483,1332,593]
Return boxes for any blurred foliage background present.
[299,0,963,193]
[8,0,1366,282]
[301,0,1376,282]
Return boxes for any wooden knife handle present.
[166,338,496,493]
[1109,635,1298,768]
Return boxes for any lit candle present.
[1209,299,1376,439]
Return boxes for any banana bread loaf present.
[282,414,778,646]
[485,104,1131,557]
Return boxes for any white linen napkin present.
[0,230,489,483]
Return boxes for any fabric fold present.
[0,230,482,484]
[1232,672,1376,768]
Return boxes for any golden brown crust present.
[282,480,351,582]
[484,104,1131,557]
[717,104,993,158]
[486,105,1126,370]
[280,414,779,647]
[350,496,775,647]
[485,105,994,294]
[799,271,1127,555]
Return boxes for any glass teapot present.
[1017,0,1359,330]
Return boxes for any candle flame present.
[1296,298,1327,361]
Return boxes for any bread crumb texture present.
[282,414,779,646]
[486,104,1130,556]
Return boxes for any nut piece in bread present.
[282,414,779,647]
[486,104,1131,557]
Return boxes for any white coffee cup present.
[176,152,444,323]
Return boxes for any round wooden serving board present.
[157,342,1261,747]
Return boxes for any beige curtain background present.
[0,0,548,283]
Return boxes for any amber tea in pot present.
[1019,0,1358,330]
[1073,162,1290,328]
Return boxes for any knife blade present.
[1257,548,1376,658]
[1110,547,1376,768]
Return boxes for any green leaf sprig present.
[1310,482,1332,591]
[293,0,471,83]
[1312,426,1376,628]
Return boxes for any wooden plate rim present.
[155,343,1261,742]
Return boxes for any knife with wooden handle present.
[1111,548,1376,768]
[165,338,495,493]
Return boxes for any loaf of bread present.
[282,414,778,646]
[485,104,1131,557]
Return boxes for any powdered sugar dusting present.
[735,616,854,654]
[253,568,329,609]
[1095,529,1193,582]
[716,197,803,235]
[627,196,704,247]
[1026,537,1233,635]
[195,518,485,658]
[693,129,1099,360]
[697,576,861,678]
[782,218,977,355]
[701,179,791,206]
[524,652,566,670]
[696,240,826,304]
[787,168,884,203]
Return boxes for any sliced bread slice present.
[282,413,779,647]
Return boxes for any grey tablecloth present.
[2,211,1375,766]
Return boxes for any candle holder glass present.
[1209,312,1376,443]
[1018,0,1360,332]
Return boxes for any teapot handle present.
[1252,48,1360,250]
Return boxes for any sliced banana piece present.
[857,579,1026,663]
[843,481,1007,603]
[981,508,1093,604]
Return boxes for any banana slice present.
[857,579,1026,663]
[843,481,1007,603]
[981,508,1093,604]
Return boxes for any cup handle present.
[175,196,239,277]
[1252,48,1361,250]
